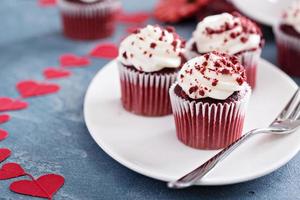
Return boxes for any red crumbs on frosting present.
[203,12,262,47]
[181,51,246,98]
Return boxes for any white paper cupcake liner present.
[58,0,121,17]
[169,83,251,149]
[236,48,261,88]
[118,63,177,116]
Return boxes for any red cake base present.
[169,84,251,150]
[61,12,117,40]
[118,64,177,116]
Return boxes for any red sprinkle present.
[189,86,198,94]
[212,79,218,86]
[150,43,157,49]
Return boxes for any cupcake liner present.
[118,63,177,116]
[236,49,261,89]
[169,83,251,150]
[185,39,261,89]
[273,24,300,76]
[58,0,121,40]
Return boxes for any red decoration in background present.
[38,0,57,7]
[0,129,9,141]
[60,54,91,67]
[89,43,119,59]
[0,148,11,163]
[10,174,65,199]
[0,98,28,112]
[0,114,10,124]
[44,68,71,79]
[126,26,141,34]
[117,11,151,24]
[17,80,60,98]
[196,0,237,20]
[0,163,26,180]
[154,0,210,23]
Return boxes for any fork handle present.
[167,128,268,189]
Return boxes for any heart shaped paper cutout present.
[0,114,10,124]
[0,148,11,163]
[39,0,56,7]
[0,129,8,141]
[17,80,60,98]
[0,98,28,112]
[60,54,90,67]
[10,174,65,199]
[89,43,118,59]
[43,68,71,79]
[117,11,151,24]
[0,163,26,180]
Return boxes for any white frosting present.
[191,13,261,55]
[118,25,184,72]
[178,52,245,100]
[282,1,300,33]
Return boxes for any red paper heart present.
[17,80,60,98]
[10,174,65,199]
[0,129,8,141]
[0,98,28,112]
[0,163,26,180]
[89,43,118,59]
[43,68,71,79]
[0,148,11,163]
[60,54,90,67]
[117,11,151,24]
[0,114,10,124]
[39,0,56,7]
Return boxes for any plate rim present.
[231,0,276,26]
[84,58,299,186]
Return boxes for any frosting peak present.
[282,1,300,33]
[118,25,185,72]
[191,12,262,55]
[178,51,246,100]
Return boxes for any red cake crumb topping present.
[122,52,127,59]
[178,51,246,98]
[150,42,157,49]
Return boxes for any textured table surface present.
[0,0,300,199]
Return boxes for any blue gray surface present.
[0,0,300,199]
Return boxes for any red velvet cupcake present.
[58,0,121,40]
[169,51,251,150]
[185,12,264,89]
[118,25,186,116]
[273,1,300,76]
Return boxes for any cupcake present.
[58,0,121,40]
[186,12,264,88]
[273,1,300,76]
[169,51,251,150]
[118,25,186,116]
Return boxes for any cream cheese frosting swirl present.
[191,13,261,55]
[118,25,185,72]
[282,1,300,33]
[178,51,246,100]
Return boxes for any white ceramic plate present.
[231,0,294,26]
[84,59,299,186]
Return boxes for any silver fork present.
[168,88,300,189]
